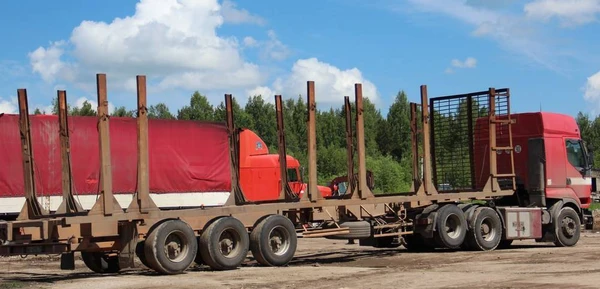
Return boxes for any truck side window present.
[287,168,299,182]
[566,140,585,169]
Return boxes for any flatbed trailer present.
[0,73,588,274]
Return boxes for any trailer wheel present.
[464,207,502,251]
[434,204,467,249]
[144,219,198,275]
[250,215,297,266]
[81,252,120,274]
[199,216,249,270]
[553,207,581,247]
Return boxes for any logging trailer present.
[0,73,596,275]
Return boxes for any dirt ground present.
[1,233,600,289]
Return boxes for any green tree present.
[148,103,175,119]
[177,91,215,121]
[111,106,135,117]
[33,108,43,115]
[70,101,96,116]
[214,97,253,128]
[378,91,411,162]
[245,95,277,149]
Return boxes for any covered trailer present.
[0,115,232,215]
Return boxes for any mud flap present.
[60,252,75,270]
[118,221,138,269]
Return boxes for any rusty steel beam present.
[62,188,516,225]
[354,84,374,199]
[224,94,246,205]
[127,75,157,213]
[419,85,438,195]
[89,74,123,216]
[275,94,294,201]
[16,88,46,220]
[466,95,476,190]
[488,87,498,192]
[56,90,83,215]
[410,102,421,192]
[305,81,321,202]
[344,96,356,199]
[429,96,438,187]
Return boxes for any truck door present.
[564,138,592,205]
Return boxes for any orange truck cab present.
[238,129,332,201]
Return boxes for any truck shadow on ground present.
[0,243,557,284]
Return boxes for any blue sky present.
[1,0,600,118]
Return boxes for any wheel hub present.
[164,232,187,262]
[562,217,576,237]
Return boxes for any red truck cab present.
[475,112,594,209]
[238,129,332,201]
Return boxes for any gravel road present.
[1,232,600,289]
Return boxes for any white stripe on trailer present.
[0,192,231,215]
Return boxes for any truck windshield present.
[287,168,299,182]
[566,140,586,169]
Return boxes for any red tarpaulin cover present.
[0,114,231,197]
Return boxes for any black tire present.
[464,207,502,251]
[250,215,298,266]
[199,216,249,270]
[433,204,467,249]
[553,207,581,247]
[324,221,371,240]
[135,241,152,268]
[144,219,198,275]
[81,252,120,273]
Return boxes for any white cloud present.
[405,0,562,71]
[249,58,378,105]
[0,97,17,114]
[247,86,274,98]
[28,0,268,95]
[584,71,600,110]
[261,30,290,61]
[220,0,265,25]
[73,97,116,114]
[451,57,477,68]
[243,36,258,47]
[29,41,75,83]
[524,0,600,26]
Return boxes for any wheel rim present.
[561,216,577,238]
[268,225,291,256]
[480,216,497,242]
[445,214,462,239]
[219,228,242,258]
[164,230,189,263]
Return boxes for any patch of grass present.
[0,281,27,289]
[590,202,600,211]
